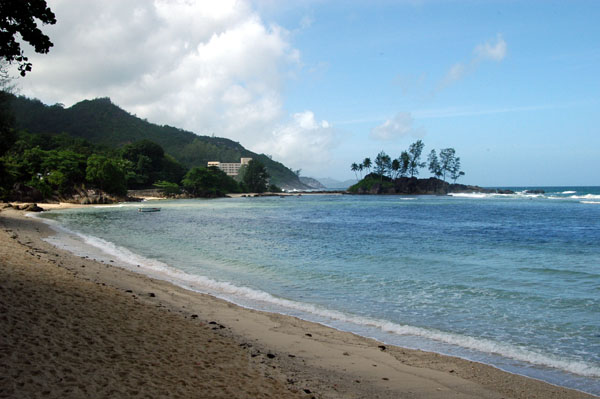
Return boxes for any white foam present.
[580,201,600,205]
[447,192,497,199]
[562,191,577,194]
[570,194,600,200]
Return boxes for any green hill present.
[9,96,308,189]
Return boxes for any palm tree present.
[362,157,371,175]
[351,162,359,180]
[358,164,364,179]
[391,158,400,179]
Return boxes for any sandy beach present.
[0,204,596,399]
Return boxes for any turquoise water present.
[38,187,600,395]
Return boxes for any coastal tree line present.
[351,140,464,183]
[0,126,276,201]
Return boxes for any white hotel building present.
[207,157,252,177]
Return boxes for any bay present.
[38,187,600,395]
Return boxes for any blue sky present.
[17,0,600,186]
[257,1,600,186]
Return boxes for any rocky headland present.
[349,176,514,195]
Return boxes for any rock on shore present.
[351,177,514,195]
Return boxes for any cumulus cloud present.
[370,112,425,141]
[254,111,337,174]
[17,0,335,173]
[439,34,507,89]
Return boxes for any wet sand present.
[0,205,596,398]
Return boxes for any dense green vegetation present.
[240,159,270,193]
[8,95,306,189]
[181,166,240,198]
[0,94,287,201]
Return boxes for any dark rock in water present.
[495,189,515,194]
[525,189,545,194]
[353,176,515,196]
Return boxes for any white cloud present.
[474,34,507,61]
[16,0,336,173]
[439,34,507,89]
[369,112,424,141]
[255,111,337,174]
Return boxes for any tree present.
[374,151,391,180]
[41,149,87,194]
[427,149,442,178]
[242,159,269,193]
[120,140,185,189]
[362,157,371,174]
[85,154,127,196]
[358,163,364,179]
[0,62,16,155]
[182,166,239,197]
[450,157,465,183]
[438,148,456,182]
[398,151,410,177]
[0,0,57,76]
[391,158,400,179]
[351,162,359,180]
[407,140,426,177]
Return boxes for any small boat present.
[138,207,161,212]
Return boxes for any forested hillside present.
[9,95,307,189]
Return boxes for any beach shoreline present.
[0,206,597,398]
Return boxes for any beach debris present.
[305,333,312,337]
[191,314,198,319]
[208,321,226,329]
[378,345,386,351]
[266,353,276,359]
[148,292,156,297]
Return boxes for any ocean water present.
[37,187,600,395]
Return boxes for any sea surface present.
[38,187,600,395]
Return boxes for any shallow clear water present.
[38,187,600,395]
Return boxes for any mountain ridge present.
[9,95,309,190]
